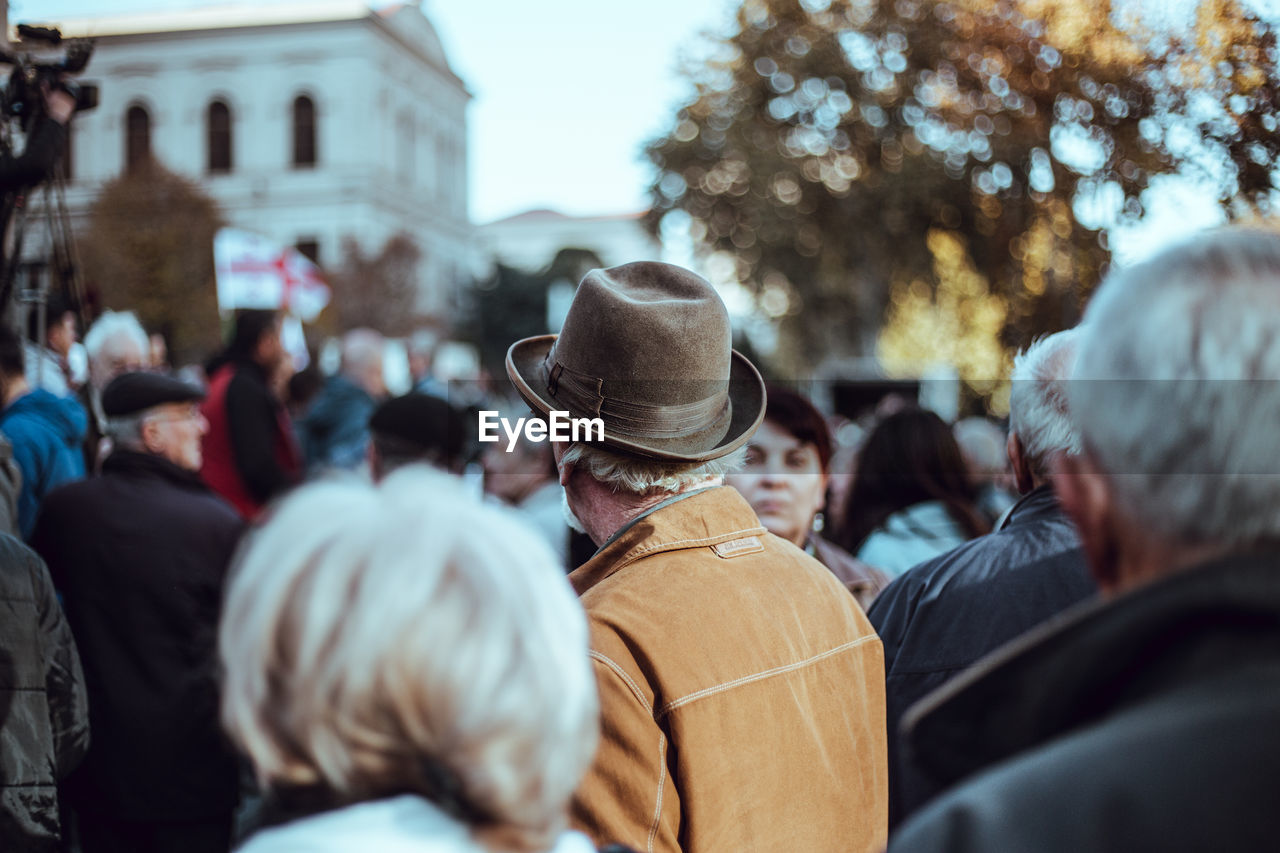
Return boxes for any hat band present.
[544,354,730,440]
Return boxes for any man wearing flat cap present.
[507,262,887,852]
[31,372,245,853]
[367,391,466,479]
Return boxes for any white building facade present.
[42,0,471,316]
[477,208,661,273]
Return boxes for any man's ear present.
[139,418,162,455]
[1052,452,1121,594]
[1007,432,1035,495]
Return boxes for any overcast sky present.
[19,0,736,224]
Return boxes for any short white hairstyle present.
[1069,226,1280,546]
[219,468,597,848]
[83,311,149,363]
[340,328,384,377]
[1008,328,1082,476]
[560,442,746,495]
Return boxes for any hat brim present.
[506,334,766,463]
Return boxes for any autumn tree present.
[647,0,1279,396]
[79,163,224,364]
[324,233,424,336]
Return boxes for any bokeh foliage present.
[323,233,424,336]
[647,0,1280,400]
[80,162,224,365]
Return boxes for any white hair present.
[560,441,746,495]
[219,468,598,849]
[84,311,149,362]
[340,328,384,378]
[1069,226,1280,546]
[1008,328,1082,475]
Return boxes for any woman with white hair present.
[219,467,600,853]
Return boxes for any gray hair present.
[218,468,597,848]
[561,441,746,495]
[340,328,384,378]
[84,311,149,362]
[104,413,147,449]
[1069,226,1280,546]
[1009,328,1082,476]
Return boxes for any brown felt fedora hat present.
[506,261,766,462]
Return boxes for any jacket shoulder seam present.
[657,634,879,718]
[589,650,653,715]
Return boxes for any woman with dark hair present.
[726,385,889,609]
[199,309,300,518]
[838,406,989,577]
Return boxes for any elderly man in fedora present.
[507,262,887,853]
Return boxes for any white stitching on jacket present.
[656,636,878,719]
[647,732,667,853]
[590,651,653,713]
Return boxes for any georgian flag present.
[213,228,330,322]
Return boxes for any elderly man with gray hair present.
[507,262,886,853]
[889,226,1280,851]
[298,327,386,473]
[80,310,151,471]
[31,372,245,853]
[867,328,1096,831]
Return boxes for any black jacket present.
[868,485,1095,828]
[31,450,245,821]
[891,550,1280,852]
[0,534,88,851]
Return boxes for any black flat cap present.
[102,371,206,418]
[369,393,465,461]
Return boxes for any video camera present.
[1,24,98,131]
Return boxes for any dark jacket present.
[201,360,300,518]
[891,550,1280,852]
[0,389,87,538]
[0,433,22,537]
[298,373,376,472]
[31,450,245,821]
[0,534,89,851]
[1,117,68,191]
[868,484,1095,828]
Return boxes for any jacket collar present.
[996,483,1061,532]
[571,486,767,596]
[102,448,211,492]
[904,548,1280,788]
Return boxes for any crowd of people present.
[1,223,1279,853]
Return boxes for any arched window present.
[292,95,317,167]
[207,100,233,173]
[125,104,150,173]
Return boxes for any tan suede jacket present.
[569,486,887,853]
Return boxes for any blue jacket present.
[1,390,88,538]
[868,485,1096,830]
[298,374,376,473]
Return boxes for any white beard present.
[560,489,587,535]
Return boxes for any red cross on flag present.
[214,228,331,322]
